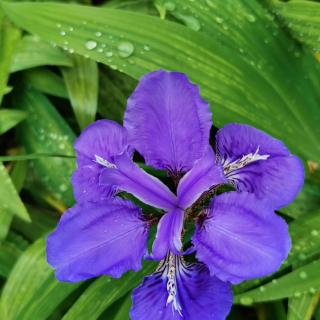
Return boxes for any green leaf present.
[274,0,320,53]
[12,204,58,241]
[105,0,158,15]
[22,67,68,98]
[62,54,98,129]
[62,261,156,320]
[10,35,72,73]
[0,109,26,135]
[0,238,80,320]
[98,66,137,123]
[2,1,320,162]
[234,259,320,305]
[111,294,131,320]
[288,293,319,320]
[282,178,320,219]
[0,10,20,105]
[13,87,76,208]
[0,233,24,278]
[0,162,30,240]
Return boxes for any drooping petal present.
[46,199,149,282]
[216,123,304,209]
[124,70,212,174]
[100,154,177,211]
[131,254,232,320]
[151,208,185,260]
[193,192,291,284]
[177,148,227,209]
[72,120,131,202]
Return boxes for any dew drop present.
[294,291,301,298]
[180,15,201,31]
[246,14,256,23]
[85,40,97,50]
[240,297,253,306]
[299,271,307,279]
[97,48,103,53]
[311,229,319,236]
[309,287,316,294]
[164,2,176,11]
[95,31,102,37]
[60,31,66,36]
[215,16,224,24]
[117,41,135,58]
[105,51,113,57]
[259,286,266,292]
[143,44,151,51]
[56,23,62,28]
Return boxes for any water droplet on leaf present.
[117,41,135,58]
[85,40,97,50]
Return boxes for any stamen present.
[94,155,117,169]
[223,146,269,175]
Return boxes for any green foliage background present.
[0,0,319,319]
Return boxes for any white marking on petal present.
[223,146,269,175]
[94,155,117,169]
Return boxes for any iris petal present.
[131,254,232,320]
[216,123,304,209]
[177,148,227,209]
[46,198,149,282]
[100,153,177,211]
[193,192,291,284]
[151,208,185,260]
[72,120,131,202]
[124,70,212,174]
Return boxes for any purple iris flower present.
[47,70,304,319]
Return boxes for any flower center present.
[94,155,117,169]
[223,146,269,175]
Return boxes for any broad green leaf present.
[105,0,158,15]
[234,259,320,305]
[0,162,30,240]
[98,66,137,123]
[0,238,80,320]
[63,261,156,320]
[0,10,20,104]
[62,54,98,129]
[10,35,72,73]
[288,293,319,320]
[2,1,320,163]
[12,204,58,241]
[14,87,76,208]
[0,109,26,135]
[0,234,24,278]
[22,67,68,98]
[282,178,320,219]
[274,0,320,53]
[112,294,131,320]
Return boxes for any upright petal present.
[151,208,185,260]
[74,119,130,166]
[124,70,212,174]
[177,148,227,209]
[193,192,291,284]
[131,254,232,320]
[100,154,177,211]
[216,123,304,209]
[72,120,131,202]
[46,199,149,282]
